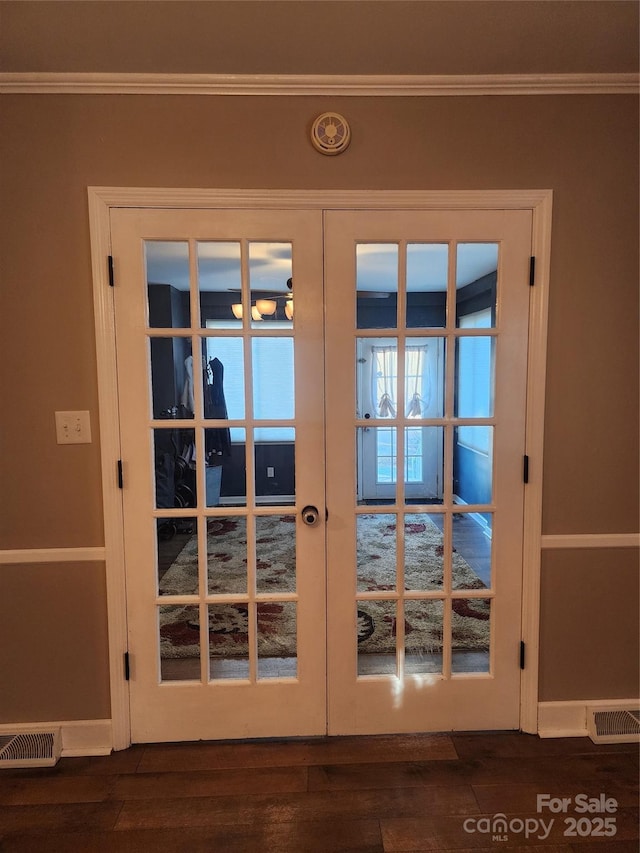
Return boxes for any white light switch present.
[55,410,92,444]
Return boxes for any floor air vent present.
[0,730,61,768]
[587,707,640,744]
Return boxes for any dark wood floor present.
[0,732,637,851]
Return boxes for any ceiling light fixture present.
[230,278,294,321]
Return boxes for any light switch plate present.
[55,411,92,444]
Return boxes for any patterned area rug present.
[158,514,489,659]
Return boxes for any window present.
[206,321,294,441]
[457,308,492,454]
[371,344,428,483]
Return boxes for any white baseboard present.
[538,699,640,738]
[0,719,112,756]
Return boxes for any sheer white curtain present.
[371,344,428,418]
[372,345,397,417]
[405,345,428,417]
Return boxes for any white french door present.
[110,204,532,742]
[325,209,531,733]
[111,209,327,742]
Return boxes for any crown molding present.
[0,72,637,97]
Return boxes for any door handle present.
[301,505,320,526]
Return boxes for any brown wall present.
[0,563,110,721]
[539,549,640,701]
[2,1,638,75]
[0,92,638,722]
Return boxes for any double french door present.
[111,205,531,742]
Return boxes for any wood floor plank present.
[0,819,384,852]
[569,843,640,853]
[0,773,115,805]
[115,786,479,831]
[414,752,639,788]
[423,847,573,852]
[451,733,638,759]
[110,765,308,800]
[0,801,123,833]
[308,761,426,791]
[136,733,456,773]
[404,847,574,853]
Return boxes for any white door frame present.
[88,187,552,750]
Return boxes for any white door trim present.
[89,187,552,747]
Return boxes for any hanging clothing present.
[204,357,231,465]
[181,355,195,414]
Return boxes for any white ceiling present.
[146,240,498,294]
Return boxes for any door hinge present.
[520,641,526,669]
[108,255,115,287]
[117,460,124,489]
[523,455,530,484]
[124,651,130,681]
[529,256,536,287]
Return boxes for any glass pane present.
[404,426,444,504]
[376,427,397,484]
[406,243,448,329]
[453,426,494,504]
[202,337,245,420]
[356,338,398,420]
[207,516,247,595]
[356,513,396,592]
[456,243,498,328]
[357,427,399,506]
[153,428,196,510]
[208,603,249,680]
[357,600,396,675]
[452,513,492,590]
[197,241,242,329]
[405,600,444,674]
[404,513,444,591]
[249,242,293,328]
[252,338,294,420]
[157,516,198,596]
[255,428,295,505]
[404,427,422,483]
[206,427,246,508]
[145,241,191,328]
[451,598,491,674]
[257,602,297,678]
[150,337,194,419]
[159,605,200,681]
[405,338,445,418]
[356,244,398,329]
[256,515,296,593]
[455,336,495,418]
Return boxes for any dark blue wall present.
[453,443,492,526]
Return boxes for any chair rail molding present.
[541,533,640,549]
[0,547,106,564]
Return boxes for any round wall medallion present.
[310,112,351,155]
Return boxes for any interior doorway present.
[92,190,549,746]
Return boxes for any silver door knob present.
[301,505,319,526]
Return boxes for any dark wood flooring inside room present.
[0,732,637,851]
